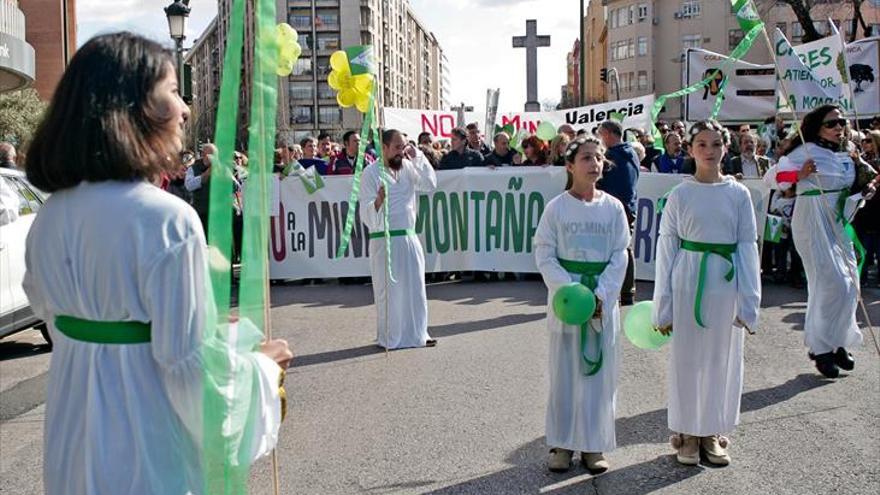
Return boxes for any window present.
[681,1,701,18]
[813,21,830,36]
[316,56,331,77]
[315,12,339,29]
[729,29,744,49]
[289,10,311,30]
[292,106,313,125]
[627,38,635,58]
[638,36,648,56]
[317,82,335,100]
[316,33,340,51]
[638,3,649,21]
[870,24,880,37]
[292,57,312,76]
[638,71,648,90]
[318,106,341,125]
[775,22,786,36]
[610,8,618,28]
[628,5,636,25]
[791,22,804,42]
[682,34,702,49]
[289,82,313,100]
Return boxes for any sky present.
[75,0,579,113]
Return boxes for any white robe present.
[652,177,761,437]
[778,144,862,355]
[358,151,437,349]
[534,192,630,453]
[22,181,281,495]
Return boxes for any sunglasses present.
[821,118,846,129]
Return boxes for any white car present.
[0,167,49,345]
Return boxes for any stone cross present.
[512,19,551,112]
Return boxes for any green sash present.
[54,315,151,344]
[368,228,415,240]
[558,258,609,376]
[798,188,866,274]
[679,240,737,328]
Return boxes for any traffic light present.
[600,68,608,83]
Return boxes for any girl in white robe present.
[775,105,868,378]
[359,134,437,349]
[652,120,761,467]
[535,136,630,474]
[21,33,291,494]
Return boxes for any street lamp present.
[164,0,190,89]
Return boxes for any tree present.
[778,0,823,43]
[0,89,48,149]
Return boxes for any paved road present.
[1,280,878,494]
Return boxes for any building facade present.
[14,0,75,100]
[594,0,880,119]
[560,39,580,108]
[582,0,608,105]
[188,0,446,149]
[0,0,35,93]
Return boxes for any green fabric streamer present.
[335,89,375,258]
[710,76,728,119]
[650,23,763,151]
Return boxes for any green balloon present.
[624,301,670,350]
[536,121,557,141]
[552,283,596,326]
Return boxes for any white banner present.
[382,108,485,141]
[269,170,769,282]
[775,31,880,116]
[499,94,655,135]
[685,48,776,122]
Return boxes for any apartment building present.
[187,0,446,148]
[590,0,880,119]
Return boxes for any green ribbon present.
[54,316,150,344]
[368,228,415,240]
[558,258,608,376]
[799,188,867,274]
[650,22,763,152]
[335,89,375,258]
[710,76,728,119]
[680,240,737,328]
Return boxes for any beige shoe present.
[700,435,731,466]
[670,434,699,465]
[548,448,573,472]
[581,452,609,474]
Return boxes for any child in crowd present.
[534,136,631,473]
[652,120,761,466]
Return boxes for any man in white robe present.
[359,129,437,349]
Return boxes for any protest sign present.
[685,48,776,122]
[382,108,485,140]
[268,170,769,282]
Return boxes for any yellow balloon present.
[337,88,356,107]
[355,94,371,113]
[328,70,341,90]
[276,23,298,44]
[290,42,301,59]
[329,51,348,72]
[336,69,352,89]
[276,58,293,77]
[353,74,373,94]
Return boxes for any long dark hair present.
[26,32,179,192]
[782,104,840,157]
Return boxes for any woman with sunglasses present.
[776,104,875,378]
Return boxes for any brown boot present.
[548,448,573,472]
[700,435,731,466]
[670,433,699,465]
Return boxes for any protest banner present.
[685,48,776,122]
[268,169,769,282]
[774,30,879,116]
[382,108,485,140]
[499,95,655,136]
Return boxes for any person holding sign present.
[652,120,761,467]
[533,136,631,473]
[775,105,876,378]
[359,129,438,349]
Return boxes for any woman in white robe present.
[534,136,630,474]
[21,33,291,494]
[775,105,869,378]
[359,131,437,349]
[652,120,761,467]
